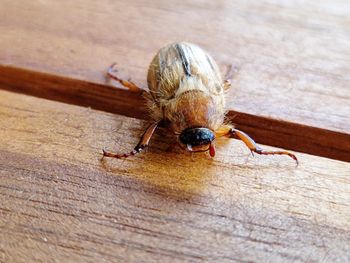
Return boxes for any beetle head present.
[179,127,216,156]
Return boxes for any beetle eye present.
[179,128,215,146]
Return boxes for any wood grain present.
[1,90,349,262]
[1,65,349,162]
[0,0,349,134]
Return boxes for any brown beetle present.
[103,42,298,163]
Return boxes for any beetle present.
[103,42,298,163]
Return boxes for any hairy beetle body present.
[103,42,298,163]
[146,42,226,134]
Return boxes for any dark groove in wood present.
[0,64,349,162]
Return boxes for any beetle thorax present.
[162,77,225,134]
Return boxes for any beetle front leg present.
[103,122,159,159]
[107,63,144,93]
[216,125,298,164]
[223,64,237,91]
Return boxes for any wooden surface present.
[1,0,350,262]
[1,0,350,159]
[0,90,349,262]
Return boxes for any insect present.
[103,42,298,163]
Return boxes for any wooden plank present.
[0,90,349,262]
[1,65,349,162]
[0,0,349,135]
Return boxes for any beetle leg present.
[223,64,236,91]
[215,125,233,138]
[217,125,298,164]
[107,63,143,93]
[103,122,159,159]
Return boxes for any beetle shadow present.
[99,126,223,202]
[99,122,299,203]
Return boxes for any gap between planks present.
[0,64,349,162]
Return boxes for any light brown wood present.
[1,90,349,262]
[0,0,349,135]
[1,1,350,261]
